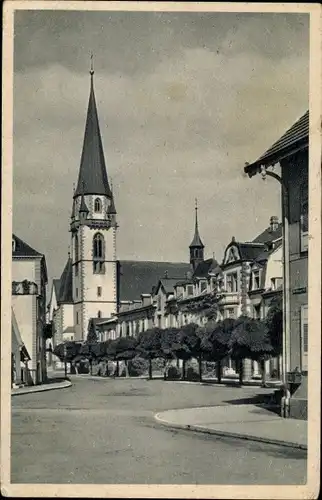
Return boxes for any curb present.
[12,380,72,396]
[154,413,307,451]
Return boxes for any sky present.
[13,9,309,285]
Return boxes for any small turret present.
[189,199,204,270]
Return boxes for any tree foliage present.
[107,336,138,361]
[229,316,273,361]
[201,318,235,361]
[53,341,82,362]
[136,328,162,360]
[160,327,179,359]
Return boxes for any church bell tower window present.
[93,232,105,274]
[94,198,102,213]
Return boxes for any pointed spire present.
[71,184,76,219]
[74,62,112,198]
[90,51,94,76]
[189,198,204,248]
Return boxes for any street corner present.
[11,379,72,396]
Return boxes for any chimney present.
[164,270,169,279]
[141,294,152,306]
[270,216,279,232]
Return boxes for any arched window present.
[93,233,105,274]
[93,233,104,259]
[94,198,102,213]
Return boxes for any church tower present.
[189,199,204,271]
[70,61,118,341]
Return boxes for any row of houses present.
[91,214,283,380]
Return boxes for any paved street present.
[11,377,307,484]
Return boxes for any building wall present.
[264,246,283,290]
[11,294,37,375]
[12,259,36,283]
[72,219,117,340]
[281,150,308,375]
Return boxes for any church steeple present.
[74,56,112,198]
[189,199,204,270]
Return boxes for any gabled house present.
[216,218,282,379]
[244,109,309,419]
[12,234,48,384]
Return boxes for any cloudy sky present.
[13,9,309,284]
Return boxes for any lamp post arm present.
[260,163,291,417]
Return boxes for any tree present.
[229,316,273,386]
[171,323,200,380]
[160,327,179,379]
[201,318,236,383]
[106,336,138,377]
[265,294,283,357]
[136,328,162,379]
[79,342,99,375]
[53,341,82,374]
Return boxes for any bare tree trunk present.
[182,359,186,380]
[116,360,119,377]
[260,359,267,387]
[163,359,167,380]
[148,359,152,380]
[216,360,222,384]
[89,359,93,376]
[238,359,243,386]
[176,358,180,368]
[198,354,202,382]
[124,360,129,378]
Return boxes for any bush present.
[203,361,216,378]
[166,366,181,380]
[77,361,89,374]
[151,358,165,371]
[186,366,200,382]
[128,357,149,377]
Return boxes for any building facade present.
[245,110,309,419]
[12,234,48,384]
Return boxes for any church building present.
[48,67,195,344]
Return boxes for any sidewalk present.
[74,372,282,388]
[12,377,72,396]
[155,404,307,450]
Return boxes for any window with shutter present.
[301,304,308,371]
[300,183,308,252]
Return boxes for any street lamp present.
[260,165,291,417]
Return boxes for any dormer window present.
[94,198,102,213]
[200,280,207,293]
[187,285,194,297]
